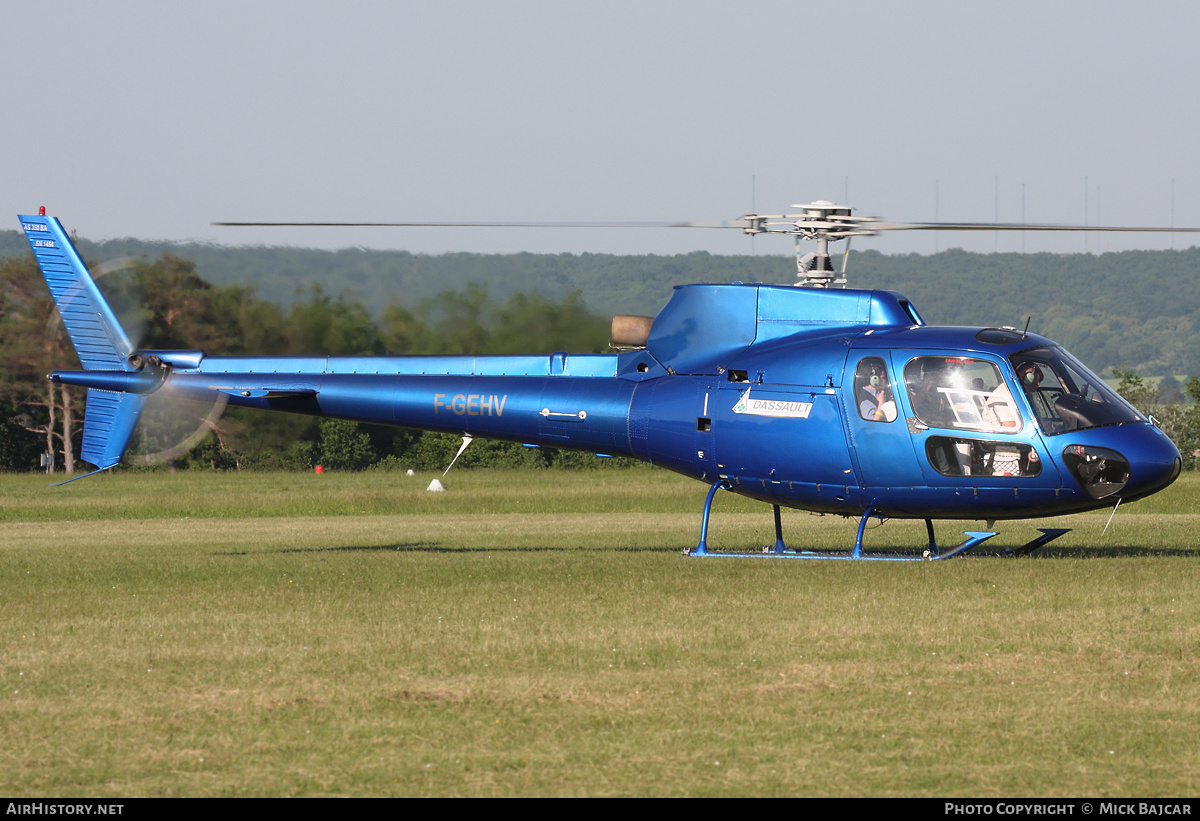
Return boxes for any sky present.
[4,1,1199,260]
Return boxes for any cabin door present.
[890,351,1063,491]
[843,351,924,488]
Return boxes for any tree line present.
[3,247,1199,474]
[6,226,1200,377]
[0,251,620,474]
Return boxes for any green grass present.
[1,469,1199,796]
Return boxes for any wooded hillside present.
[3,234,1198,473]
[3,229,1194,376]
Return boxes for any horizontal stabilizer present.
[50,369,166,395]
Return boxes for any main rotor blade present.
[213,219,752,229]
[214,218,1200,233]
[869,220,1200,233]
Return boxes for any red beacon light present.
[38,206,45,216]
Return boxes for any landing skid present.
[1004,528,1071,556]
[684,481,1067,561]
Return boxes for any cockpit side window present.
[854,357,897,422]
[903,356,1022,433]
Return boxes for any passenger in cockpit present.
[859,371,896,422]
[910,360,953,426]
[985,379,1020,430]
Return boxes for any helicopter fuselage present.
[55,282,1179,522]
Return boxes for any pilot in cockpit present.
[1016,362,1055,421]
[1017,362,1043,389]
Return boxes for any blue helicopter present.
[19,203,1188,560]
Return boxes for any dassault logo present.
[732,388,812,419]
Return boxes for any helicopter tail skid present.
[684,481,1004,560]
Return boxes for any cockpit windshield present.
[1009,346,1144,434]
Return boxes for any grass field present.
[2,468,1198,797]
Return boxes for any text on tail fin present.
[19,213,134,371]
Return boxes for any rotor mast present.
[740,200,879,288]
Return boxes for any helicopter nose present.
[1131,426,1184,498]
[1064,423,1181,503]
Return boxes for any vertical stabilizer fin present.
[19,212,144,475]
[18,213,135,371]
